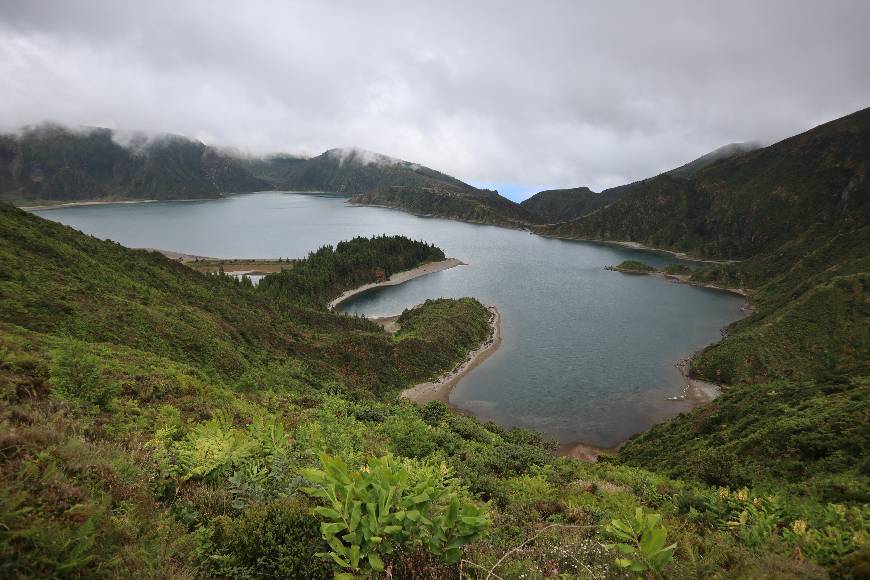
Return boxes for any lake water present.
[33,192,744,447]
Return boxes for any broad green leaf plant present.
[302,452,488,578]
[605,507,676,578]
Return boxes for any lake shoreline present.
[19,197,224,211]
[328,258,465,310]
[540,233,739,264]
[554,336,735,463]
[400,305,501,406]
[607,266,750,299]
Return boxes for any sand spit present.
[400,306,501,405]
[328,258,465,310]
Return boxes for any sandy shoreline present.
[328,258,465,310]
[324,256,501,405]
[553,344,733,464]
[556,442,620,462]
[400,306,501,405]
[670,359,725,403]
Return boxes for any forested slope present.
[542,107,869,259]
[0,125,268,204]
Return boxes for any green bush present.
[218,497,333,578]
[49,342,117,409]
[169,412,293,482]
[420,400,449,425]
[303,453,489,577]
[383,412,437,458]
[604,508,676,578]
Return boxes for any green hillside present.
[520,186,622,223]
[561,110,870,568]
[541,107,869,260]
[4,203,865,577]
[520,142,761,225]
[350,185,540,228]
[0,125,269,204]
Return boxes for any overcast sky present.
[1,1,868,199]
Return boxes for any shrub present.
[383,413,437,458]
[420,400,449,425]
[218,497,333,578]
[170,412,293,482]
[173,416,257,482]
[604,508,676,578]
[49,342,117,409]
[303,453,489,577]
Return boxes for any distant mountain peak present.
[324,147,419,169]
[666,141,763,178]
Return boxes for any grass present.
[1,202,868,577]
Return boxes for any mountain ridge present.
[0,124,270,203]
[518,140,764,224]
[539,107,870,260]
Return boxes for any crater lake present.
[33,191,745,448]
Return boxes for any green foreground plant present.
[302,452,489,577]
[605,507,676,578]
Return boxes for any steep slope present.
[520,142,760,224]
[620,377,869,501]
[542,107,870,259]
[0,125,269,204]
[588,108,870,521]
[520,186,622,223]
[0,204,470,394]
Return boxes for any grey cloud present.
[1,0,868,195]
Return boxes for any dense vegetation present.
[520,186,622,223]
[621,378,869,500]
[610,260,658,273]
[393,298,492,380]
[567,110,870,577]
[519,142,759,225]
[0,125,269,204]
[541,107,869,260]
[2,107,869,578]
[5,202,865,577]
[257,235,445,307]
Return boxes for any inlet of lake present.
[33,191,745,448]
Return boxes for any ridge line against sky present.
[1,0,868,201]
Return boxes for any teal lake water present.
[34,192,744,447]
